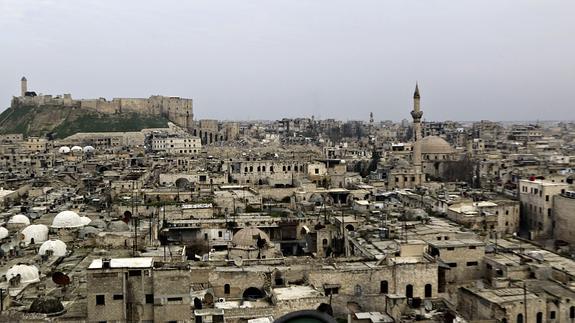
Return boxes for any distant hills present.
[0,105,169,139]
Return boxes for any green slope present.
[0,105,169,139]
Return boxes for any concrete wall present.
[554,195,575,245]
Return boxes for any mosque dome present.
[29,296,65,314]
[107,220,130,232]
[8,214,30,225]
[21,224,49,244]
[83,145,95,153]
[232,227,270,248]
[38,239,67,257]
[71,146,83,152]
[6,264,40,283]
[58,146,71,154]
[0,227,9,239]
[421,136,453,154]
[52,210,84,229]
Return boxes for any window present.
[167,297,183,302]
[354,285,362,296]
[146,294,154,304]
[224,284,230,294]
[425,284,432,298]
[536,312,542,323]
[380,281,388,294]
[467,261,478,267]
[96,295,105,305]
[218,231,223,238]
[113,294,123,300]
[546,195,549,201]
[128,270,141,277]
[469,246,477,250]
[405,284,413,298]
[549,311,555,319]
[448,263,457,268]
[516,313,523,323]
[447,247,455,251]
[570,306,575,318]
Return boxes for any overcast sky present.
[1,0,574,121]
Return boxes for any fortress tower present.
[411,83,423,174]
[21,76,27,97]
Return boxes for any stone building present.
[553,190,575,245]
[518,179,570,239]
[87,257,193,322]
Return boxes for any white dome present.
[71,146,83,152]
[8,214,30,225]
[79,216,91,226]
[0,227,9,239]
[83,145,95,153]
[58,146,71,154]
[21,224,49,245]
[6,264,40,283]
[52,210,83,228]
[38,239,67,257]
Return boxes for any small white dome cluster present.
[21,224,49,245]
[39,239,67,257]
[6,264,40,283]
[59,146,96,154]
[52,211,86,229]
[8,214,30,225]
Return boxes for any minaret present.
[410,83,423,174]
[21,76,27,97]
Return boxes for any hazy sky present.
[1,0,574,121]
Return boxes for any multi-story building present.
[518,179,569,240]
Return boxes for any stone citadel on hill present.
[13,76,194,131]
[8,77,240,143]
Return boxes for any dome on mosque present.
[58,146,71,154]
[232,227,271,248]
[21,224,49,244]
[79,226,101,239]
[38,239,67,257]
[6,264,40,283]
[71,146,83,153]
[52,211,84,229]
[8,214,30,225]
[421,136,453,154]
[83,145,95,153]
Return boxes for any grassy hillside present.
[0,105,169,139]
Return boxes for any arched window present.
[406,284,413,298]
[380,281,388,294]
[224,284,230,295]
[425,284,432,298]
[516,313,523,323]
[536,312,542,323]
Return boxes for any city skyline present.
[1,0,574,121]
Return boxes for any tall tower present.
[410,83,423,174]
[21,76,27,97]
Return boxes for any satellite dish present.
[52,272,71,286]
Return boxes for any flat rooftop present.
[88,257,154,269]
